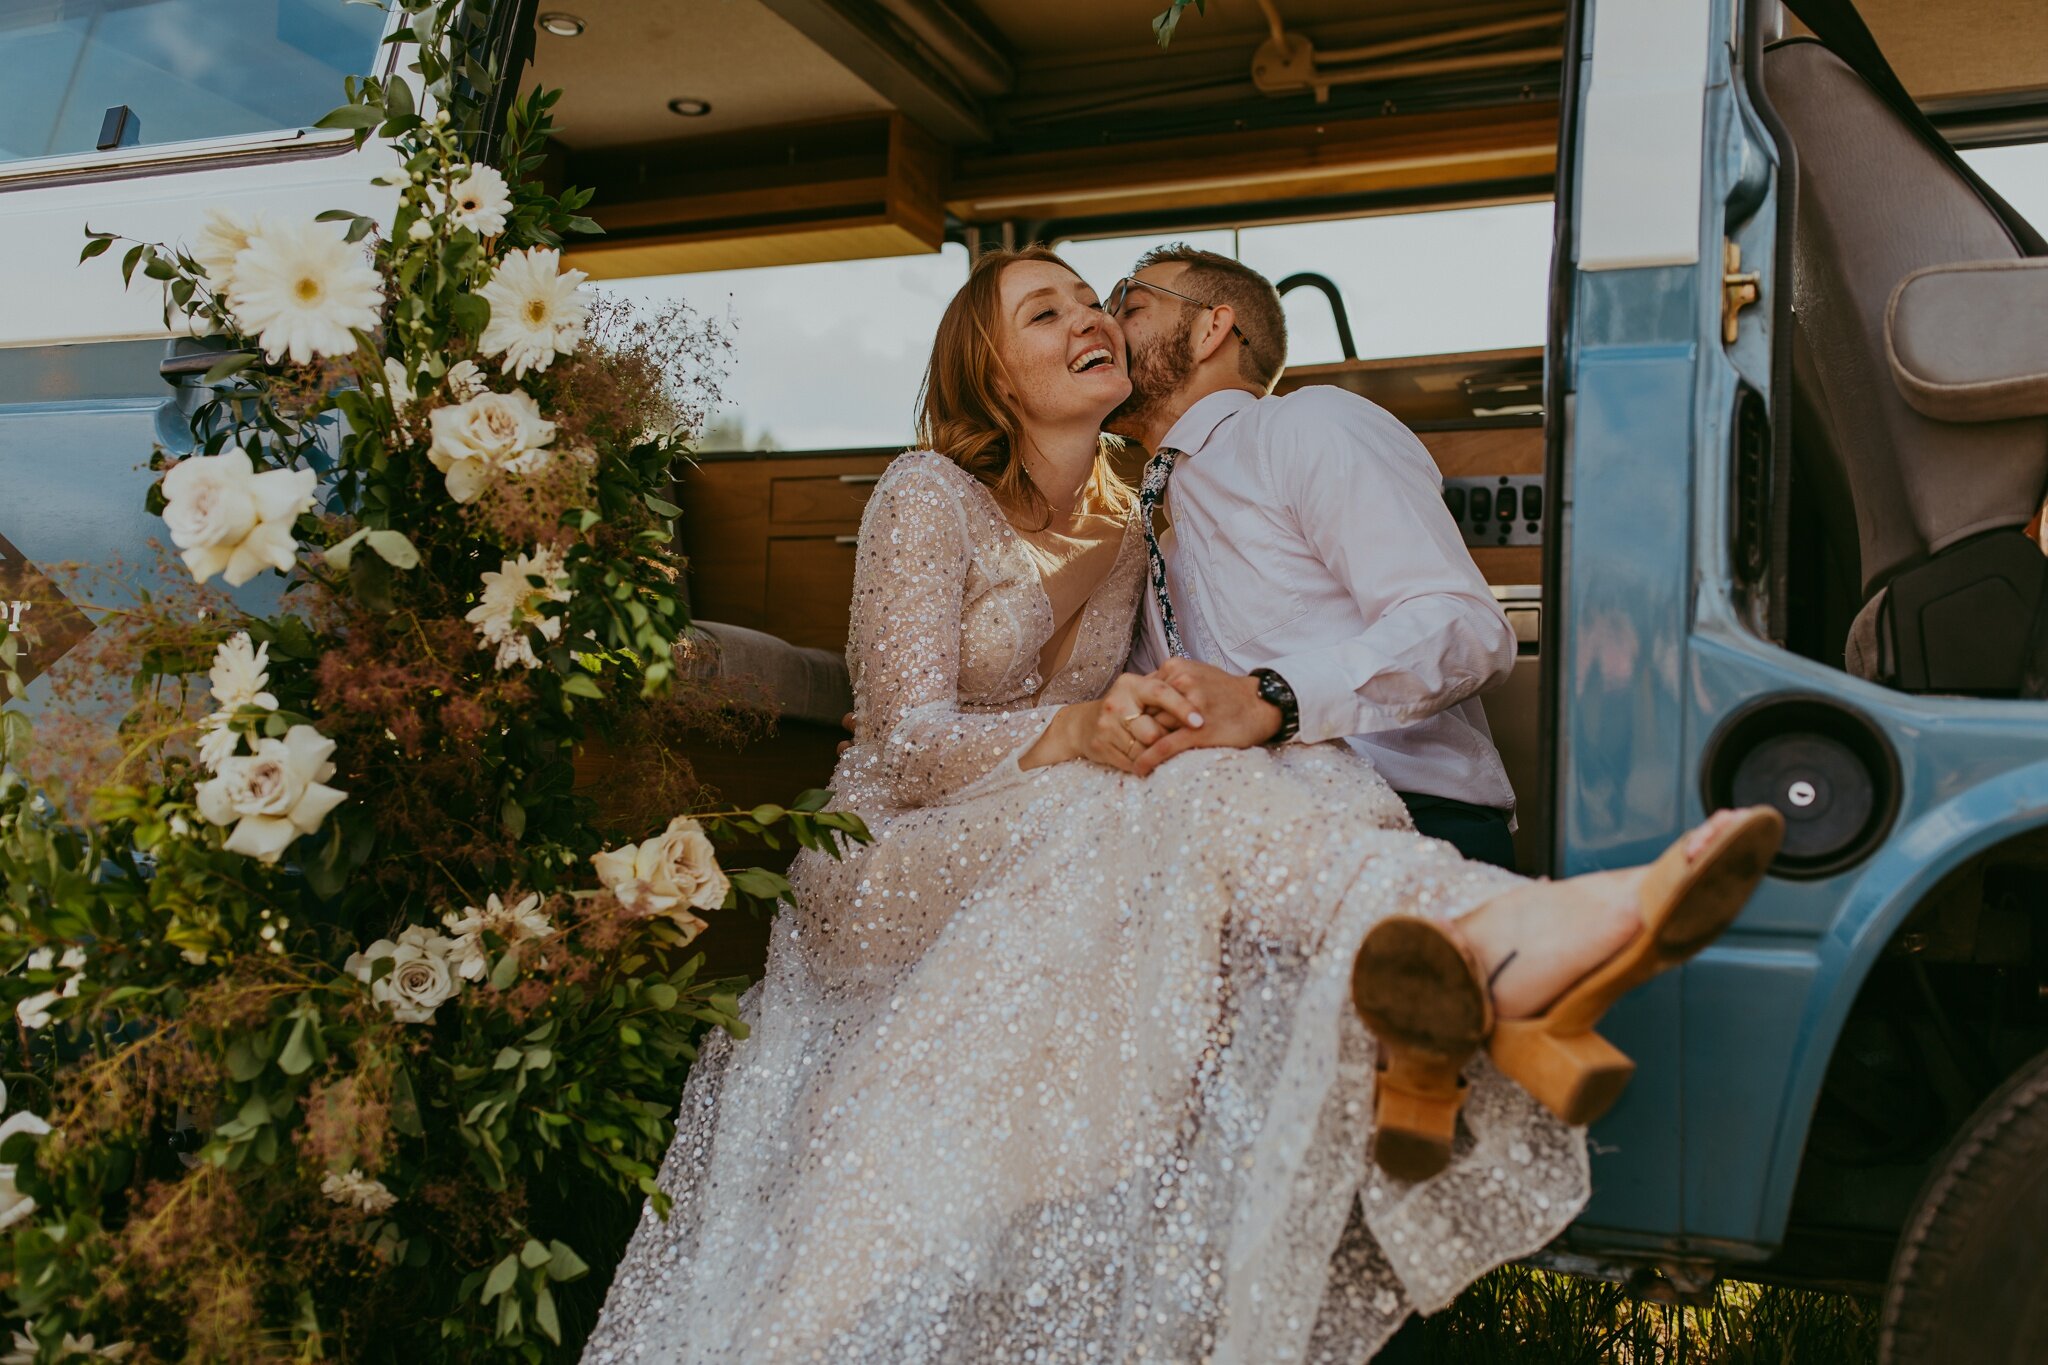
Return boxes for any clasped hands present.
[839,658,1284,778]
[1071,658,1285,775]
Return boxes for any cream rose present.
[425,389,557,503]
[161,448,318,587]
[592,815,729,940]
[346,926,460,1024]
[194,724,347,864]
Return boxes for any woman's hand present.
[1021,673,1204,772]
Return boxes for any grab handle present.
[837,473,882,485]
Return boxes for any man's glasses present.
[1105,276,1259,367]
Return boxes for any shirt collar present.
[1157,388,1257,458]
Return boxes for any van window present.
[1060,202,1555,367]
[0,0,388,166]
[598,244,972,452]
[1959,142,2048,230]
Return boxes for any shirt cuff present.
[1263,646,1438,746]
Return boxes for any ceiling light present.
[537,12,585,37]
[667,98,713,118]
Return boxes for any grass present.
[1417,1268,1880,1364]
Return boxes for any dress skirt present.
[583,741,1588,1363]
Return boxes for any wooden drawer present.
[763,534,862,650]
[678,450,895,644]
[770,471,884,524]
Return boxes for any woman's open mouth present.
[1070,347,1116,374]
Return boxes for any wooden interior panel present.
[564,116,947,279]
[770,471,886,523]
[948,105,1557,224]
[765,536,863,649]
[680,450,893,624]
[1276,347,1545,425]
[1417,425,1543,478]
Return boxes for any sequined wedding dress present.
[585,452,1588,1364]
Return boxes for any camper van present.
[4,0,2046,1358]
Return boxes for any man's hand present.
[837,711,857,756]
[1061,672,1204,772]
[1129,658,1282,774]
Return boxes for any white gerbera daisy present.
[191,206,275,300]
[444,358,488,401]
[446,164,511,237]
[465,547,572,670]
[320,1167,397,1215]
[197,631,279,770]
[230,218,385,365]
[477,247,588,379]
[442,891,554,981]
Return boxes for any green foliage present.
[12,3,869,1359]
[1421,1267,1878,1364]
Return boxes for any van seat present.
[1764,38,2048,693]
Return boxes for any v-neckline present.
[961,474,1142,694]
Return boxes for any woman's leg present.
[1447,808,1750,1018]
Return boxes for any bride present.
[583,248,1780,1363]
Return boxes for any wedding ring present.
[1119,711,1145,725]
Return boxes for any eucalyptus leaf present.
[314,104,386,130]
[324,526,373,571]
[364,529,420,569]
[277,1014,317,1076]
[545,1241,590,1281]
[534,1283,562,1345]
[480,1253,518,1303]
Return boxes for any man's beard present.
[1106,328,1196,438]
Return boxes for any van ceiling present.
[527,0,2046,278]
[528,0,1568,155]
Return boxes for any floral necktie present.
[1138,447,1188,659]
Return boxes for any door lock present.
[1722,240,1761,345]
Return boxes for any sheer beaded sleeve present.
[844,456,1065,808]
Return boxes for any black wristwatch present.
[1250,668,1300,746]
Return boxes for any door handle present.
[837,474,881,485]
[159,350,257,384]
[834,535,859,546]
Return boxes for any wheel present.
[1880,1046,2048,1364]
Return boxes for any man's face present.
[1105,264,1200,437]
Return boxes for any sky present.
[597,142,2048,453]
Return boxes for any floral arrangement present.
[0,2,864,1358]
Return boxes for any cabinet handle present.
[837,474,882,485]
[834,535,859,546]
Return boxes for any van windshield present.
[0,0,387,165]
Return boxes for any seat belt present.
[1778,0,2048,257]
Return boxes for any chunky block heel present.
[1352,916,1493,1181]
[1487,806,1785,1125]
[1487,1020,1636,1126]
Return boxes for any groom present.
[1106,244,1521,870]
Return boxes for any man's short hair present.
[1132,243,1288,391]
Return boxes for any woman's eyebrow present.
[1012,286,1060,317]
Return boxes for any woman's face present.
[994,259,1130,430]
